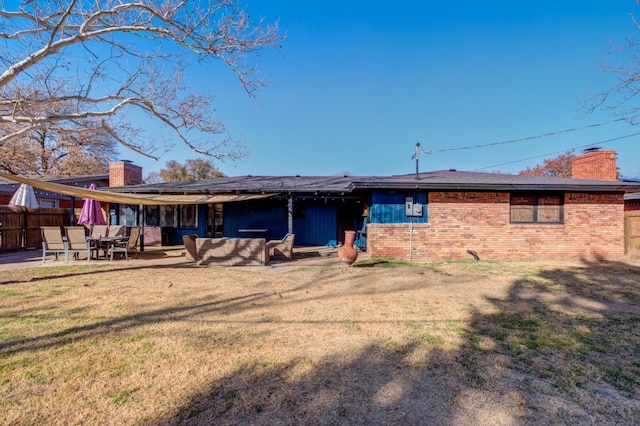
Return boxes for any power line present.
[419,117,627,155]
[473,132,640,171]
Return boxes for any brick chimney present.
[109,161,143,187]
[571,148,618,181]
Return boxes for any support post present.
[287,196,293,234]
[138,204,145,252]
[70,197,75,225]
[22,208,27,249]
[415,142,420,180]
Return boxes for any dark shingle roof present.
[354,170,640,191]
[110,170,640,195]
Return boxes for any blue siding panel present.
[294,205,336,245]
[370,191,428,224]
[223,201,287,240]
[224,200,338,245]
[155,196,364,246]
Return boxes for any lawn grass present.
[0,258,639,425]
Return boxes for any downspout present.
[409,216,414,262]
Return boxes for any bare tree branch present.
[586,1,640,124]
[0,0,282,164]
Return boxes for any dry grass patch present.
[0,258,639,425]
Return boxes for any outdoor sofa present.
[185,237,270,266]
[266,233,295,260]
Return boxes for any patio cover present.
[0,172,273,205]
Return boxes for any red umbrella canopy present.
[77,183,106,225]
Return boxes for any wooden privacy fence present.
[625,211,640,259]
[0,206,70,252]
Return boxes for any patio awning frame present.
[0,172,274,205]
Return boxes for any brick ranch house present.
[3,150,639,261]
[360,149,637,261]
[100,148,640,262]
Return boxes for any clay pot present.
[338,230,358,265]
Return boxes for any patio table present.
[87,236,128,261]
[237,229,268,238]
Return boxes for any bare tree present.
[159,158,225,182]
[0,124,118,175]
[587,1,640,122]
[0,0,282,164]
[144,171,163,184]
[0,88,119,174]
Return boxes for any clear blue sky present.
[129,0,640,179]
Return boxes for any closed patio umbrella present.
[77,184,106,227]
[9,183,38,248]
[9,183,39,209]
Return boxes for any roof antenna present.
[411,143,431,180]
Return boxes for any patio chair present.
[266,233,295,260]
[183,234,198,261]
[41,226,68,263]
[110,226,141,261]
[91,224,108,238]
[108,225,125,237]
[89,225,110,258]
[64,226,92,263]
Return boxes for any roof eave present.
[352,182,640,192]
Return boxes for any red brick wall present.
[571,150,617,181]
[109,161,143,187]
[626,200,640,212]
[367,191,625,261]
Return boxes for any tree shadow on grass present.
[462,259,640,423]
[161,343,470,425]
[0,293,269,357]
[3,258,640,424]
[0,261,199,286]
[149,259,640,425]
[0,266,441,358]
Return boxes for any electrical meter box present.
[404,197,423,217]
[405,197,413,216]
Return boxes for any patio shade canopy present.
[0,172,273,205]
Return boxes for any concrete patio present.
[0,245,369,273]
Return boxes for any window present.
[144,206,159,226]
[119,205,138,226]
[39,199,57,208]
[212,204,223,237]
[159,205,177,227]
[293,202,306,220]
[180,205,197,228]
[511,194,563,224]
